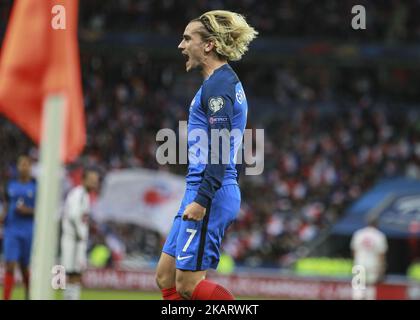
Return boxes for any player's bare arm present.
[16,202,34,215]
[0,186,9,223]
[0,204,7,224]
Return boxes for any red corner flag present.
[0,0,85,163]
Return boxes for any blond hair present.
[192,10,258,61]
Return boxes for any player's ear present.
[204,40,215,53]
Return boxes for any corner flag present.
[0,0,85,163]
[0,0,85,299]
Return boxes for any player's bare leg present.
[19,263,30,300]
[3,261,16,300]
[155,252,183,300]
[176,268,234,300]
[156,252,176,289]
[175,269,206,299]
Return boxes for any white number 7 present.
[182,228,197,252]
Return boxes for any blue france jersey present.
[186,64,248,208]
[4,179,36,232]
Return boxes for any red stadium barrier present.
[80,267,417,300]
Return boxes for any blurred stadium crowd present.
[1,0,420,269]
[77,0,420,43]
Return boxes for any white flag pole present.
[30,94,66,300]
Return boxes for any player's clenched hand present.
[182,202,206,221]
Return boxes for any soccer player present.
[60,168,99,300]
[0,155,36,300]
[155,10,258,300]
[351,216,388,300]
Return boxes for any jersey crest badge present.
[208,97,224,114]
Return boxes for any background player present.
[155,10,258,300]
[351,216,388,300]
[0,155,36,300]
[60,168,99,300]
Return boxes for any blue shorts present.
[162,184,240,271]
[3,228,33,267]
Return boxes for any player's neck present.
[201,59,227,80]
[19,175,30,183]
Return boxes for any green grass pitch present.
[1,286,163,300]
